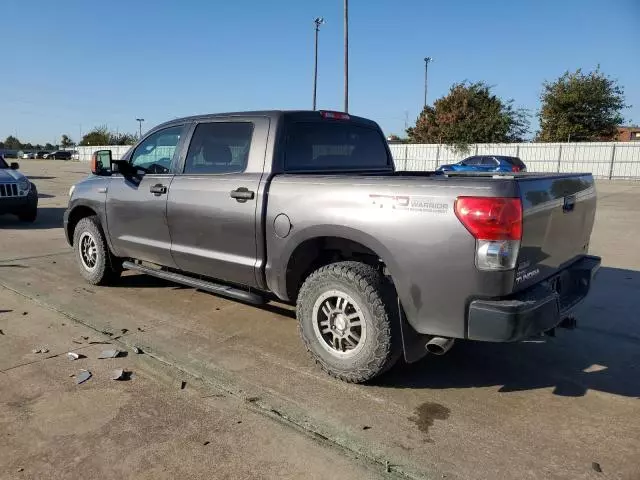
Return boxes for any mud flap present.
[398,298,431,363]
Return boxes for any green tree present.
[538,68,627,142]
[44,143,55,150]
[407,82,528,151]
[4,136,22,150]
[109,132,137,145]
[79,126,111,146]
[79,126,137,146]
[60,134,75,148]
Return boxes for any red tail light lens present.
[454,197,522,240]
[320,111,350,120]
[511,165,522,172]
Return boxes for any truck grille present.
[0,184,19,197]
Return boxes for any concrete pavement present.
[0,287,384,480]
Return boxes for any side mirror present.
[10,162,19,170]
[91,150,112,176]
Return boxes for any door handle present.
[230,187,255,203]
[150,184,167,196]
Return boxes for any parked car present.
[22,152,36,159]
[0,154,38,222]
[71,150,80,161]
[47,150,72,160]
[64,110,599,383]
[36,151,51,159]
[437,155,527,173]
[0,150,19,159]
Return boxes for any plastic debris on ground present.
[76,370,92,384]
[98,349,123,359]
[111,368,132,381]
[67,352,81,361]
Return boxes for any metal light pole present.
[423,57,433,108]
[344,0,349,113]
[136,118,145,139]
[312,17,325,110]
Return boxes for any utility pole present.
[136,118,145,139]
[344,0,349,113]
[312,17,325,110]
[424,57,433,108]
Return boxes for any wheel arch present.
[269,225,402,303]
[66,204,100,246]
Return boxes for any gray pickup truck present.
[64,110,600,383]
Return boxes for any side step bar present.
[122,261,265,305]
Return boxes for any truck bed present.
[265,171,597,339]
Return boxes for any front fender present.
[64,176,110,248]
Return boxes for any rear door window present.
[183,122,254,175]
[284,122,390,171]
[461,157,480,166]
[481,156,498,166]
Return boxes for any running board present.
[121,261,265,305]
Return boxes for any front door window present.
[129,125,185,174]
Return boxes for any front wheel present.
[73,216,121,285]
[297,261,401,383]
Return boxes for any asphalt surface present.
[1,160,639,480]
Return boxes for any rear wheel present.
[73,216,121,285]
[297,261,401,383]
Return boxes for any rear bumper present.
[467,255,601,342]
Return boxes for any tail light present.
[320,110,350,120]
[455,197,522,270]
[511,165,521,172]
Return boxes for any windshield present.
[0,156,8,169]
[284,122,391,171]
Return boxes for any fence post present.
[436,144,441,167]
[515,144,520,157]
[608,144,616,180]
[404,144,409,170]
[475,144,479,155]
[556,145,562,173]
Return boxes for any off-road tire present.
[297,261,401,383]
[73,216,121,285]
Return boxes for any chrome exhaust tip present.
[425,337,455,356]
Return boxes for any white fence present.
[388,142,640,179]
[76,142,640,179]
[75,145,132,162]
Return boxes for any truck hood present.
[0,168,25,183]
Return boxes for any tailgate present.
[514,174,596,290]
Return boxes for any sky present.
[2,0,639,144]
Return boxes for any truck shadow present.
[0,207,65,230]
[379,266,640,398]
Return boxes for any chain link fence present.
[389,142,640,179]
